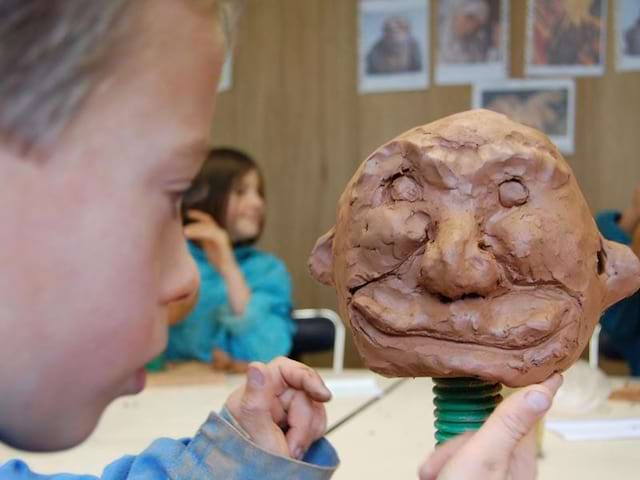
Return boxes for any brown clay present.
[310,110,640,387]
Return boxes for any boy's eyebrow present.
[163,139,211,172]
[173,139,211,162]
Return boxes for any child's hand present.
[183,209,234,272]
[225,357,332,460]
[418,374,562,480]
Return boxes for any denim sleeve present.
[0,412,338,480]
[0,461,97,479]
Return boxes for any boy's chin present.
[3,371,147,452]
[122,367,147,396]
[2,410,101,452]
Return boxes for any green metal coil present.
[433,377,503,445]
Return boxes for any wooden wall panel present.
[211,0,640,366]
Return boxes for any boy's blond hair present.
[0,0,241,153]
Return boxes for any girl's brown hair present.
[182,147,265,245]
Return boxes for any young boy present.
[0,1,560,478]
[0,1,337,478]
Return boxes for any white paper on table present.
[323,376,383,398]
[546,418,640,441]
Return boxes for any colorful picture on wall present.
[526,0,607,77]
[473,78,576,154]
[435,0,509,85]
[616,0,640,71]
[358,0,430,93]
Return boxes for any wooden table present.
[2,364,638,479]
[327,377,640,479]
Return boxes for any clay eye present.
[390,175,421,202]
[499,180,529,208]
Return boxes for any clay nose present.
[419,214,500,301]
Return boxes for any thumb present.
[236,363,287,455]
[462,374,563,461]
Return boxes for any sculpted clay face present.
[310,110,640,387]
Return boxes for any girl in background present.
[166,148,295,369]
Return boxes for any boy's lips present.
[126,367,147,394]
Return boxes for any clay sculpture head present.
[310,110,640,387]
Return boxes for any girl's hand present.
[225,357,332,460]
[184,209,234,272]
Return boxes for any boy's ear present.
[602,238,640,309]
[308,227,336,286]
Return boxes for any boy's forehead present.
[14,0,224,198]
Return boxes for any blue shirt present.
[596,210,640,375]
[0,409,339,479]
[166,243,295,363]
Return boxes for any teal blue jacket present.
[166,243,295,363]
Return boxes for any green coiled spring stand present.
[433,377,503,445]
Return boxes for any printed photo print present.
[473,79,576,154]
[526,0,607,77]
[617,0,640,71]
[436,0,509,84]
[359,0,430,93]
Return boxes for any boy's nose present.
[162,236,200,306]
[418,212,500,301]
[171,259,200,305]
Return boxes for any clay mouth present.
[434,292,484,304]
[350,284,581,350]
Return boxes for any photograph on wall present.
[218,54,233,93]
[616,0,640,71]
[358,0,430,94]
[473,79,576,154]
[526,0,607,77]
[435,0,509,85]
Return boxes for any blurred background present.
[211,0,640,368]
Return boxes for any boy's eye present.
[169,189,188,218]
[171,191,184,206]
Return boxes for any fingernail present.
[247,366,264,387]
[293,447,303,460]
[526,390,551,412]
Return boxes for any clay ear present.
[308,227,336,286]
[602,238,640,309]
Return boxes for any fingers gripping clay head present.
[309,110,640,388]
